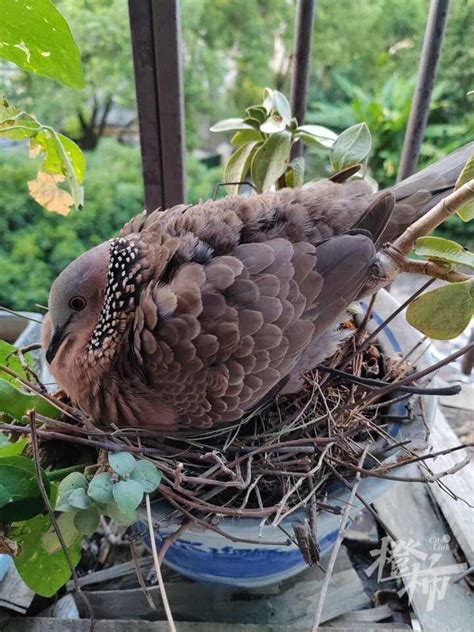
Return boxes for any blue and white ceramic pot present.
[145,290,436,587]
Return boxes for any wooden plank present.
[428,410,474,567]
[375,468,472,632]
[0,619,414,632]
[77,547,370,626]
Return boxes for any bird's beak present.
[45,322,69,364]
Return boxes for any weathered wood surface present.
[428,410,474,568]
[374,465,472,632]
[0,558,34,614]
[76,547,370,626]
[0,619,413,632]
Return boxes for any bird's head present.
[43,237,142,369]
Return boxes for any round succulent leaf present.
[454,155,474,222]
[57,472,88,496]
[415,236,474,269]
[406,281,474,340]
[331,123,372,172]
[130,460,162,493]
[67,487,89,510]
[74,506,100,536]
[112,479,144,513]
[0,455,51,521]
[41,511,80,554]
[105,502,138,527]
[224,141,260,195]
[87,472,114,503]
[209,118,253,133]
[250,131,292,193]
[109,451,136,477]
[295,125,337,149]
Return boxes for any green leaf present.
[56,472,88,511]
[12,514,81,597]
[113,479,144,513]
[105,502,138,527]
[272,91,292,125]
[130,460,162,493]
[295,125,338,149]
[250,131,292,193]
[331,123,372,172]
[0,0,84,88]
[74,506,100,535]
[260,115,286,134]
[0,455,50,521]
[68,487,89,510]
[406,281,474,340]
[88,472,114,503]
[33,131,86,184]
[242,117,261,130]
[245,106,267,124]
[0,340,31,383]
[415,236,474,269]
[0,377,59,421]
[224,141,260,195]
[41,511,80,554]
[454,155,474,222]
[0,437,28,457]
[109,451,136,477]
[285,157,305,188]
[230,129,262,145]
[210,118,253,133]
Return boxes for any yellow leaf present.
[27,172,74,215]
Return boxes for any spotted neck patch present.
[89,237,140,353]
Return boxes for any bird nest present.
[2,292,465,558]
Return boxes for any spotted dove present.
[43,144,473,431]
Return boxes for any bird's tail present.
[355,142,474,244]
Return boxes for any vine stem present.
[311,446,368,631]
[28,411,96,627]
[373,178,474,288]
[145,493,176,632]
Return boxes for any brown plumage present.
[42,144,473,431]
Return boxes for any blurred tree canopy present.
[0,0,472,309]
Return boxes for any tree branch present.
[373,178,474,287]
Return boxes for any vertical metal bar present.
[151,0,186,207]
[128,0,164,212]
[290,0,316,159]
[128,0,186,212]
[397,0,450,181]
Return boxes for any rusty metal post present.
[397,0,450,181]
[290,0,316,158]
[128,0,186,211]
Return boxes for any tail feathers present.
[380,141,474,242]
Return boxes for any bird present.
[43,143,473,432]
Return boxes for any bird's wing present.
[132,233,375,428]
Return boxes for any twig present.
[130,540,156,610]
[311,446,368,631]
[158,519,192,564]
[145,494,176,632]
[28,411,96,628]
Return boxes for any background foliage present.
[1,0,473,309]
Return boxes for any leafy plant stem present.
[374,178,474,287]
[145,493,176,632]
[28,411,95,621]
[46,464,89,482]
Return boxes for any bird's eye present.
[69,296,86,311]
